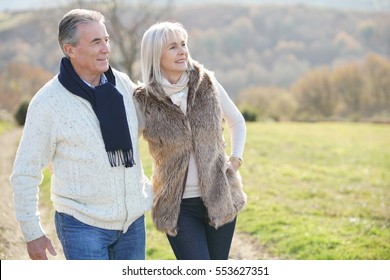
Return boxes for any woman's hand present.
[228,157,242,172]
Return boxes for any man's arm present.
[10,93,57,259]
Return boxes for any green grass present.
[38,122,390,259]
[0,121,12,134]
[236,122,389,259]
[138,137,176,259]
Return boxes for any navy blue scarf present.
[58,57,135,168]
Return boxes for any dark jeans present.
[167,197,236,260]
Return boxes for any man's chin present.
[100,64,110,73]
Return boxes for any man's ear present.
[63,44,75,58]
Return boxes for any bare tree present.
[70,0,173,80]
[108,0,174,79]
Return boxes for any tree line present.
[238,53,390,122]
[1,2,389,95]
[0,1,389,123]
[3,53,388,124]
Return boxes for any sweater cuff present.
[20,219,45,242]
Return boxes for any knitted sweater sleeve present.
[10,94,57,242]
[215,81,246,159]
[133,97,146,137]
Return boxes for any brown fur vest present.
[134,62,246,236]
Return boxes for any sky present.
[0,0,389,12]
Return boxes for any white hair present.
[58,9,105,57]
[140,21,194,85]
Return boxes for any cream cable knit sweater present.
[10,69,153,242]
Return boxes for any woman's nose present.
[178,46,186,54]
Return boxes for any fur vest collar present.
[134,62,246,236]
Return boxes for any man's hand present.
[27,235,57,260]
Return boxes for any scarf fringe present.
[107,149,135,168]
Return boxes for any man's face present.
[66,21,110,85]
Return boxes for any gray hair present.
[140,21,194,85]
[58,9,105,57]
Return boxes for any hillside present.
[0,2,389,113]
[175,4,390,96]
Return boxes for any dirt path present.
[0,127,29,259]
[0,127,64,260]
[0,127,273,260]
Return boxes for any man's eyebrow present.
[91,37,101,43]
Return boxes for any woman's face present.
[160,32,188,83]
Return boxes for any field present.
[137,122,389,259]
[29,122,390,259]
[236,122,389,259]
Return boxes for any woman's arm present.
[216,81,246,171]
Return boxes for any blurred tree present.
[292,67,337,120]
[0,63,52,113]
[269,92,298,121]
[362,54,390,116]
[106,0,173,79]
[357,19,376,42]
[241,108,258,122]
[14,100,29,126]
[238,86,296,121]
[223,16,254,55]
[72,0,173,80]
[331,63,364,120]
[333,30,362,55]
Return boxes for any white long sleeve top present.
[136,79,246,199]
[10,70,153,242]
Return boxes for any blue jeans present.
[167,197,237,260]
[55,211,146,260]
